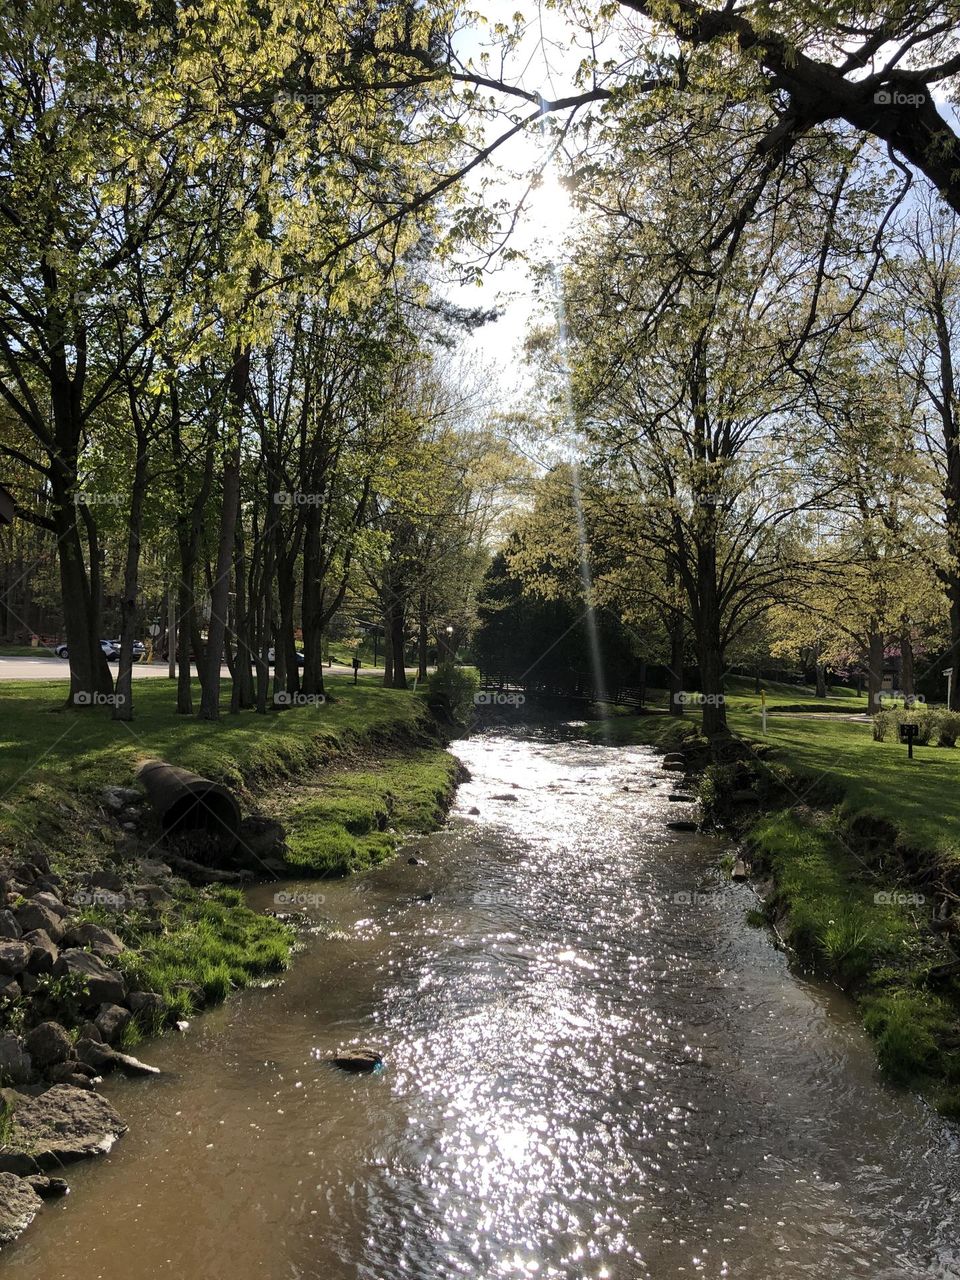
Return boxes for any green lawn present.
[0,644,61,658]
[275,748,461,876]
[0,675,432,854]
[726,695,960,864]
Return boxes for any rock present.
[666,820,698,832]
[94,1003,131,1045]
[407,857,427,866]
[131,883,173,908]
[24,1174,69,1199]
[54,950,126,1007]
[75,1040,158,1077]
[0,1036,32,1085]
[22,930,57,975]
[44,1065,98,1089]
[19,974,37,995]
[730,789,760,805]
[668,794,696,803]
[62,922,125,958]
[236,814,287,860]
[23,892,67,918]
[0,1171,43,1245]
[663,753,686,764]
[79,1021,103,1043]
[0,941,30,976]
[3,1084,126,1169]
[490,794,519,802]
[0,912,20,941]
[731,859,751,882]
[662,761,685,772]
[24,1023,72,1070]
[0,981,20,1004]
[101,786,141,812]
[13,904,63,944]
[467,806,481,816]
[329,1047,383,1074]
[127,991,165,1018]
[85,870,124,893]
[135,859,172,880]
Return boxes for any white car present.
[56,639,145,662]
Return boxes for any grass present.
[724,694,960,865]
[114,886,294,1023]
[587,681,960,864]
[0,675,434,859]
[0,644,61,658]
[277,748,461,876]
[580,683,960,1105]
[744,810,960,1104]
[0,674,454,1040]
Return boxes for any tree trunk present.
[867,629,884,715]
[382,608,394,688]
[668,613,685,717]
[113,428,150,721]
[900,620,915,701]
[199,351,247,720]
[815,662,827,699]
[230,523,255,710]
[52,495,112,705]
[167,590,176,680]
[418,588,428,682]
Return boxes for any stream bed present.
[8,724,960,1279]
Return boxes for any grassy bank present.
[744,810,960,1112]
[0,676,459,1043]
[582,687,960,1111]
[0,675,435,856]
[274,748,462,876]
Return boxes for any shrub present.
[427,663,479,723]
[872,705,960,749]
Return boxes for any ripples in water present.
[8,725,960,1280]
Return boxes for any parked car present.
[55,639,145,662]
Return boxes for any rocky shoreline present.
[0,737,464,1252]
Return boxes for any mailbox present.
[899,722,919,758]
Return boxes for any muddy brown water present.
[8,724,960,1279]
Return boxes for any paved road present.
[0,655,384,681]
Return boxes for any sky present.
[440,4,605,405]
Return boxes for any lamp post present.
[445,625,454,662]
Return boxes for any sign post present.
[899,721,919,760]
[761,687,767,734]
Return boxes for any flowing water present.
[9,724,960,1279]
